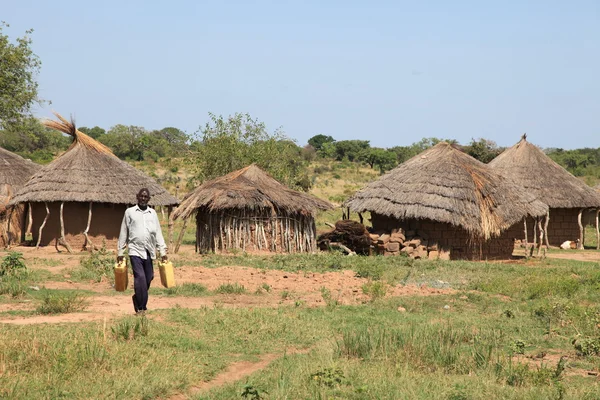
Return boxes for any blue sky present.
[3,0,599,149]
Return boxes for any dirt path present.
[0,245,454,325]
[168,348,310,400]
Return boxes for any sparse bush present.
[362,281,388,301]
[162,283,208,296]
[215,283,247,294]
[36,291,88,314]
[0,252,27,277]
[309,367,345,388]
[76,248,115,283]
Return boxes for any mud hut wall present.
[521,208,581,246]
[31,202,126,249]
[196,209,316,254]
[0,204,25,247]
[371,212,519,260]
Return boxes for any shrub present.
[362,281,388,302]
[0,252,27,277]
[36,291,88,314]
[112,315,149,341]
[76,248,115,283]
[215,283,247,294]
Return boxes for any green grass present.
[4,254,600,398]
[215,283,247,294]
[153,283,209,296]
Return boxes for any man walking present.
[117,188,167,314]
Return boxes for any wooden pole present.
[174,217,188,254]
[83,202,94,252]
[26,202,33,241]
[530,218,537,257]
[536,218,544,258]
[596,209,600,251]
[543,210,550,248]
[523,218,528,254]
[58,202,73,254]
[36,202,49,250]
[167,206,173,252]
[6,207,14,248]
[578,208,584,250]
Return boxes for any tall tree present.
[307,134,335,151]
[78,126,106,140]
[0,23,43,129]
[191,113,309,190]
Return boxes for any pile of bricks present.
[369,228,450,259]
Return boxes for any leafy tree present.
[100,125,147,161]
[191,113,309,190]
[0,117,69,163]
[465,138,502,163]
[364,148,398,173]
[307,134,335,151]
[334,140,370,161]
[78,126,106,140]
[0,23,43,130]
[150,127,190,155]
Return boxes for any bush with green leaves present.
[0,251,27,277]
[36,291,88,314]
[75,248,115,283]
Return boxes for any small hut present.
[345,142,548,260]
[489,135,600,248]
[9,113,179,252]
[172,164,333,253]
[0,147,41,246]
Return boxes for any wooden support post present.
[36,202,49,250]
[536,218,544,258]
[167,206,173,252]
[544,210,550,248]
[26,202,33,240]
[578,208,584,250]
[5,207,14,248]
[596,208,600,251]
[174,217,188,254]
[523,218,528,254]
[530,218,537,257]
[358,212,363,225]
[58,202,73,253]
[83,202,94,252]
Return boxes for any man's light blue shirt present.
[117,205,167,259]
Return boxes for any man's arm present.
[154,211,168,259]
[117,211,129,258]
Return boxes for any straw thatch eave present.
[489,136,600,209]
[0,146,41,213]
[173,164,333,220]
[345,142,548,240]
[9,113,179,207]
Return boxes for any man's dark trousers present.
[130,250,154,311]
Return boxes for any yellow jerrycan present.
[114,259,128,292]
[158,260,176,288]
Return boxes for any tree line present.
[1,22,599,191]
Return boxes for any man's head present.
[137,188,151,208]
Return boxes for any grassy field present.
[2,248,600,399]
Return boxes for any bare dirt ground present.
[0,245,453,325]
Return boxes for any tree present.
[0,117,70,163]
[334,140,370,161]
[0,23,43,129]
[78,126,106,140]
[100,125,147,160]
[364,148,398,173]
[465,138,502,163]
[150,127,190,155]
[191,113,309,190]
[307,134,335,151]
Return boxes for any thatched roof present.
[9,113,178,206]
[0,147,40,213]
[173,164,333,220]
[345,142,548,240]
[489,136,600,209]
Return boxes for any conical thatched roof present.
[345,142,548,240]
[489,136,600,209]
[9,113,178,206]
[173,164,333,220]
[0,147,40,213]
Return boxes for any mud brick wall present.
[371,212,521,260]
[521,208,581,247]
[31,201,127,250]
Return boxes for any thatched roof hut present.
[9,113,179,251]
[489,135,600,247]
[173,164,333,253]
[345,142,548,260]
[0,147,41,246]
